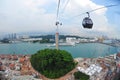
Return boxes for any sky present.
[0,0,120,38]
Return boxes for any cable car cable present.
[89,4,118,13]
[74,4,118,18]
[56,0,61,21]
[61,0,70,14]
[56,0,62,31]
[61,4,118,28]
[55,2,118,29]
[71,4,118,29]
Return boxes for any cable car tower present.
[55,0,62,50]
[55,21,62,50]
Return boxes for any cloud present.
[59,0,119,38]
[0,0,57,33]
[0,0,119,38]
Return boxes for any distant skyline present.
[0,0,120,38]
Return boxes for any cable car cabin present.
[82,17,93,29]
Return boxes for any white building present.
[78,38,88,42]
[66,37,77,43]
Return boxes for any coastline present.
[0,42,118,58]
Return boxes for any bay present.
[0,42,119,58]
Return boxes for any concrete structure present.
[55,32,59,50]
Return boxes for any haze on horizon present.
[0,0,120,38]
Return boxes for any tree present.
[30,49,76,79]
[74,71,90,80]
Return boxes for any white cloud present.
[0,0,57,33]
[59,0,119,38]
[0,0,119,38]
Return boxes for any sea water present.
[0,42,119,58]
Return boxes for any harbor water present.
[0,42,119,58]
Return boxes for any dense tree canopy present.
[30,49,76,79]
[74,71,90,80]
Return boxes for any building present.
[66,37,77,43]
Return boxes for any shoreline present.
[0,42,118,58]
